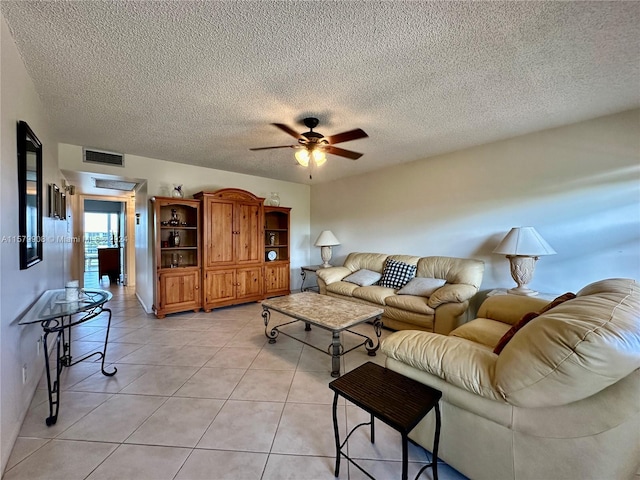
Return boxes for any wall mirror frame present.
[18,120,43,269]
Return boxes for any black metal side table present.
[329,362,442,480]
[300,264,322,291]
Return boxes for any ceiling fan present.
[250,117,368,167]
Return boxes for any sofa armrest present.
[316,266,352,285]
[427,284,478,308]
[433,301,469,335]
[477,295,550,326]
[381,330,502,401]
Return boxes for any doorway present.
[76,195,135,289]
[84,200,125,286]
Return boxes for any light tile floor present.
[5,276,468,480]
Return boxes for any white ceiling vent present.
[83,148,124,167]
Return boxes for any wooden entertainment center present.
[151,188,290,318]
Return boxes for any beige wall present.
[58,145,312,310]
[311,109,640,295]
[0,15,70,472]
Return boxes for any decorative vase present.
[269,232,276,245]
[169,209,179,226]
[268,192,280,206]
[172,184,184,198]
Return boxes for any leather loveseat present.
[380,278,640,480]
[316,252,484,334]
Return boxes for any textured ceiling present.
[2,1,639,185]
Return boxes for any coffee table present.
[261,292,383,377]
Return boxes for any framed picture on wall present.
[49,183,64,219]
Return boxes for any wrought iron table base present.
[42,307,116,426]
[262,306,382,378]
[300,265,321,292]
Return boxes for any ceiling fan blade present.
[249,145,296,151]
[326,128,368,145]
[272,123,303,140]
[325,145,363,160]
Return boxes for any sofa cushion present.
[352,285,396,305]
[343,269,382,287]
[383,306,435,331]
[397,277,446,297]
[417,256,484,290]
[385,294,435,315]
[379,259,417,289]
[381,330,502,400]
[343,252,388,274]
[326,281,359,296]
[451,318,512,348]
[493,292,576,355]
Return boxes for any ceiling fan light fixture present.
[295,149,310,167]
[251,118,368,166]
[312,149,326,166]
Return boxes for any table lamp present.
[315,230,340,268]
[493,226,556,296]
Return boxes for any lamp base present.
[320,246,333,269]
[506,255,540,297]
[507,286,539,296]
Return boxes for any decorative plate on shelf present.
[267,250,277,261]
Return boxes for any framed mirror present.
[18,120,43,269]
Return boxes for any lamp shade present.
[314,230,340,247]
[493,227,556,256]
[295,148,326,167]
[295,149,310,167]
[312,149,327,166]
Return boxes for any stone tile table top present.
[262,292,383,330]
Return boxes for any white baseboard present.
[135,292,153,314]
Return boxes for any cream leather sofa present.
[316,252,484,334]
[381,278,640,480]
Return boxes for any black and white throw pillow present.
[379,259,417,289]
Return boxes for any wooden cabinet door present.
[204,269,236,306]
[236,266,263,300]
[264,263,290,295]
[205,198,234,267]
[235,202,262,264]
[159,270,200,311]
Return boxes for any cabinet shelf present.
[152,196,202,318]
[264,205,291,295]
[159,265,198,270]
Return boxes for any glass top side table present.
[20,288,116,426]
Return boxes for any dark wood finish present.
[98,247,120,282]
[17,120,43,269]
[330,362,442,480]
